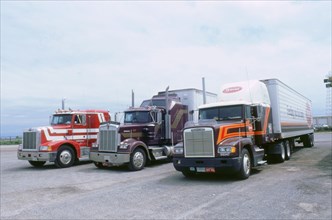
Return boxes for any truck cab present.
[173,101,267,179]
[17,109,110,168]
[90,90,189,171]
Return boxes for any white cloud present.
[1,1,331,136]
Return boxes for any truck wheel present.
[182,170,196,178]
[55,145,75,168]
[302,134,314,148]
[237,148,251,180]
[284,140,291,160]
[94,162,105,169]
[28,161,46,167]
[128,148,146,171]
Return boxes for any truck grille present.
[98,129,118,152]
[184,127,215,157]
[22,130,41,150]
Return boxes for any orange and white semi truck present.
[17,109,110,168]
[173,79,314,179]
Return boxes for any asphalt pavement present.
[1,132,331,219]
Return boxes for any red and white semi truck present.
[90,88,217,171]
[173,79,314,179]
[17,109,110,168]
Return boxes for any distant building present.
[313,115,332,127]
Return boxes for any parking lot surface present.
[1,132,331,219]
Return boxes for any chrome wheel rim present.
[59,150,72,165]
[133,151,144,168]
[281,144,285,160]
[243,154,251,175]
[285,142,291,158]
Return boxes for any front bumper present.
[89,151,130,166]
[173,157,242,174]
[17,151,57,162]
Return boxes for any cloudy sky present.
[1,1,331,136]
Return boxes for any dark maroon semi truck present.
[90,88,217,171]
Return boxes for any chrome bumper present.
[17,151,57,162]
[90,151,130,166]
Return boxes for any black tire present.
[54,145,76,168]
[182,170,196,178]
[128,148,146,171]
[302,134,314,148]
[289,139,295,153]
[28,161,46,167]
[94,162,105,169]
[276,142,286,163]
[237,148,252,180]
[284,140,291,160]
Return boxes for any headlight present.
[218,146,236,156]
[39,146,51,151]
[92,142,98,148]
[18,144,23,151]
[119,142,129,149]
[174,147,184,154]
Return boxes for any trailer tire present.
[267,143,285,164]
[302,134,314,148]
[275,142,286,163]
[128,148,146,171]
[28,161,46,167]
[54,145,75,168]
[284,140,291,160]
[237,148,251,180]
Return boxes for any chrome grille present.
[184,127,214,157]
[22,130,40,150]
[98,128,118,152]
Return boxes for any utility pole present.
[324,72,332,116]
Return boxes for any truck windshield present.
[124,111,153,123]
[51,114,72,125]
[199,105,243,121]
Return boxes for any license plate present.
[196,167,215,173]
[196,167,205,172]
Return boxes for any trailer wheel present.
[55,145,75,168]
[284,140,291,160]
[28,161,46,167]
[267,143,285,164]
[302,134,314,148]
[275,142,286,163]
[128,148,146,171]
[237,148,251,180]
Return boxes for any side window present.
[157,111,162,124]
[245,106,252,119]
[74,115,86,124]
